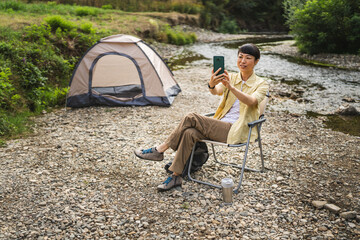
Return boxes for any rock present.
[346,193,353,199]
[312,200,327,209]
[318,226,327,231]
[324,204,341,213]
[348,222,356,228]
[278,91,291,98]
[342,97,355,103]
[340,211,357,220]
[323,230,334,239]
[276,176,285,181]
[334,105,360,116]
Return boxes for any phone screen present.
[213,56,224,76]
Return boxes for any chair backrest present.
[259,92,270,116]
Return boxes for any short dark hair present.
[238,43,260,60]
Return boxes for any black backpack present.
[164,142,209,178]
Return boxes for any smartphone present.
[213,56,224,76]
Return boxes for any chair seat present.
[187,117,266,194]
[200,139,228,146]
[188,93,269,194]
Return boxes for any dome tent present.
[66,34,181,107]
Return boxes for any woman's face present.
[237,52,259,73]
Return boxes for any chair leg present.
[233,141,250,194]
[187,142,252,194]
[213,144,262,172]
[188,128,265,194]
[258,137,265,172]
[257,125,265,172]
[187,143,222,189]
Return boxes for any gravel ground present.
[1,31,360,239]
[1,65,359,239]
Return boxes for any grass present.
[0,111,34,147]
[0,1,198,143]
[0,2,199,42]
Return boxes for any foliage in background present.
[34,0,203,14]
[225,0,286,32]
[148,20,197,45]
[284,0,360,54]
[199,0,228,31]
[0,2,113,140]
[0,1,201,141]
[28,0,286,33]
[217,17,240,34]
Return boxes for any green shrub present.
[0,2,112,138]
[0,68,19,110]
[172,2,202,14]
[45,15,76,32]
[189,32,197,43]
[0,42,14,59]
[20,62,47,90]
[218,17,239,34]
[31,86,68,113]
[75,6,98,17]
[285,0,360,54]
[0,112,14,136]
[161,25,197,45]
[101,4,113,10]
[0,110,32,138]
[47,1,57,7]
[80,22,96,34]
[0,0,25,11]
[24,24,51,45]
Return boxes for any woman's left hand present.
[220,70,232,89]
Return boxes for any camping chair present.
[187,93,270,194]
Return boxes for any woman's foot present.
[157,175,182,192]
[134,147,164,161]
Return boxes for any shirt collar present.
[235,71,257,87]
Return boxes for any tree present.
[284,0,360,54]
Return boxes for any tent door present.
[90,53,143,101]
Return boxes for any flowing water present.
[170,37,360,135]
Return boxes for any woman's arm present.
[221,70,258,107]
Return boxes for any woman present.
[134,43,269,191]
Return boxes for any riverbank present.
[1,69,359,239]
[1,30,359,239]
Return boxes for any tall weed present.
[31,86,68,113]
[0,0,25,11]
[45,15,77,32]
[0,110,33,138]
[161,25,197,45]
[75,6,98,16]
[0,68,18,110]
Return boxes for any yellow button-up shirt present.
[213,71,269,144]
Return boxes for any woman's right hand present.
[209,68,224,88]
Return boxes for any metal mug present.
[221,178,234,204]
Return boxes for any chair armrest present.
[204,112,215,117]
[248,118,266,127]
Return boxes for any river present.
[171,38,360,117]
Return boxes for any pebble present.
[324,204,341,214]
[340,211,357,220]
[312,200,327,209]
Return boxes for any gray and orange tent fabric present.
[66,34,181,107]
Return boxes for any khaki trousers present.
[165,113,232,174]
